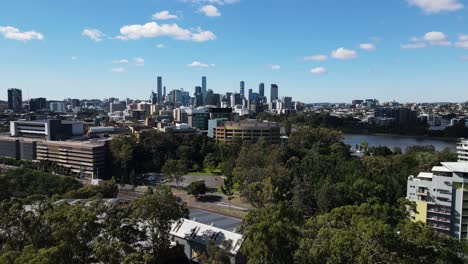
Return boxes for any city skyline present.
[1,0,468,102]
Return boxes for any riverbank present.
[343,133,458,152]
[344,132,459,142]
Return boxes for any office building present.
[157,76,163,105]
[30,98,47,112]
[187,108,209,131]
[151,91,158,105]
[231,93,242,107]
[36,139,109,177]
[214,120,281,144]
[194,86,204,107]
[110,102,125,112]
[8,88,22,112]
[49,101,66,113]
[259,83,265,97]
[0,136,37,160]
[375,107,418,125]
[270,84,279,103]
[240,81,245,98]
[10,120,84,140]
[202,76,207,99]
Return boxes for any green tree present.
[186,180,208,200]
[239,202,303,264]
[199,240,232,264]
[162,159,188,189]
[203,153,218,173]
[110,136,137,183]
[131,187,188,262]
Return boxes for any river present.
[343,134,457,152]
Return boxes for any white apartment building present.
[407,140,468,239]
[458,139,468,162]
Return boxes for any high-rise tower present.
[157,76,163,105]
[240,81,245,97]
[270,84,279,103]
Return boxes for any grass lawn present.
[186,169,222,176]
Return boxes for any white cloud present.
[359,43,376,51]
[400,42,427,49]
[310,67,327,75]
[199,5,221,17]
[187,61,213,68]
[304,55,328,61]
[455,34,468,49]
[407,0,464,14]
[133,57,145,66]
[112,59,129,64]
[82,28,104,42]
[0,26,44,41]
[268,64,281,70]
[117,22,216,42]
[423,31,451,46]
[156,43,166,48]
[111,67,126,73]
[331,48,357,60]
[152,11,179,20]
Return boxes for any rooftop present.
[170,218,243,255]
[441,162,468,173]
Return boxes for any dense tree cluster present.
[232,127,463,263]
[257,111,468,138]
[110,131,218,183]
[0,187,188,264]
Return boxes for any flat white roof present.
[441,162,468,173]
[417,172,433,179]
[432,166,451,172]
[170,218,243,255]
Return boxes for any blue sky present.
[1,0,468,103]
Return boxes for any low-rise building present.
[10,120,84,140]
[214,120,280,144]
[36,139,109,177]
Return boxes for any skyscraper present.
[248,89,253,101]
[202,76,207,99]
[259,83,265,97]
[157,76,163,105]
[195,86,203,107]
[30,98,47,112]
[270,84,279,103]
[151,91,157,104]
[8,88,22,112]
[240,81,245,97]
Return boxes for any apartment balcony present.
[416,192,428,196]
[427,217,451,224]
[427,209,451,216]
[429,224,451,232]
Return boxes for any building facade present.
[214,120,281,144]
[458,139,468,162]
[8,88,22,112]
[407,143,468,239]
[36,139,109,177]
